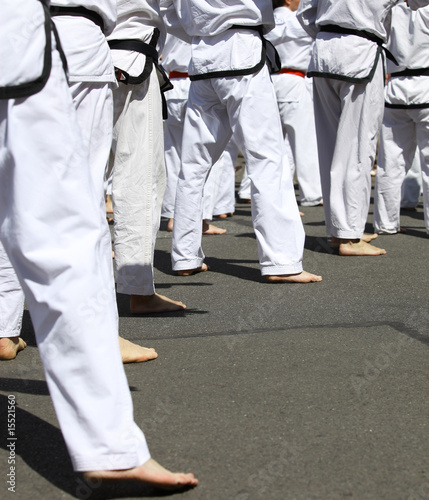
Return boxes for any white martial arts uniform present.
[161,34,238,220]
[266,6,322,207]
[297,0,407,239]
[0,0,117,340]
[212,139,240,216]
[0,0,149,471]
[374,2,429,234]
[238,165,251,201]
[401,150,423,208]
[108,0,167,296]
[162,0,305,276]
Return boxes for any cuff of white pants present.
[172,258,204,272]
[300,198,323,207]
[260,264,303,276]
[0,330,21,338]
[72,449,151,473]
[116,283,156,296]
[374,227,399,235]
[328,230,364,239]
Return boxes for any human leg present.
[0,45,150,472]
[415,108,429,234]
[314,65,386,255]
[0,240,26,360]
[374,107,415,234]
[171,78,232,273]
[224,68,306,275]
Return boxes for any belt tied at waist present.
[50,6,104,32]
[279,68,305,78]
[319,25,398,65]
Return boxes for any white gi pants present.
[162,78,233,221]
[111,70,166,296]
[313,62,385,239]
[213,139,239,216]
[0,81,114,342]
[172,66,305,275]
[0,47,149,471]
[374,106,429,234]
[273,74,322,207]
[238,165,251,201]
[401,150,422,208]
[0,241,24,337]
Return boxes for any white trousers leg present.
[213,139,239,216]
[0,47,149,471]
[0,79,115,341]
[111,70,166,296]
[71,81,117,312]
[313,62,384,239]
[416,111,429,233]
[238,165,251,200]
[401,149,422,208]
[374,106,429,234]
[162,85,229,221]
[274,75,322,207]
[162,86,189,219]
[374,107,416,234]
[0,240,24,337]
[172,66,304,275]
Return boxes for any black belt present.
[108,34,173,119]
[391,67,429,78]
[319,24,398,65]
[50,6,104,33]
[107,39,159,61]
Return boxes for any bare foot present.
[300,211,304,217]
[0,337,27,360]
[338,239,386,256]
[167,218,174,232]
[332,233,378,248]
[118,336,158,364]
[266,270,322,283]
[214,213,233,219]
[105,194,113,215]
[202,220,226,235]
[83,457,198,491]
[130,293,186,314]
[177,263,210,276]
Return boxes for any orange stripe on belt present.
[169,71,189,79]
[279,68,306,78]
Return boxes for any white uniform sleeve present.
[296,0,319,39]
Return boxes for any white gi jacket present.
[161,0,275,78]
[108,0,166,80]
[50,0,116,34]
[297,0,429,83]
[266,6,312,73]
[385,2,429,107]
[161,33,190,74]
[51,0,116,83]
[0,0,52,98]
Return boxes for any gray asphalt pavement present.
[1,176,428,500]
